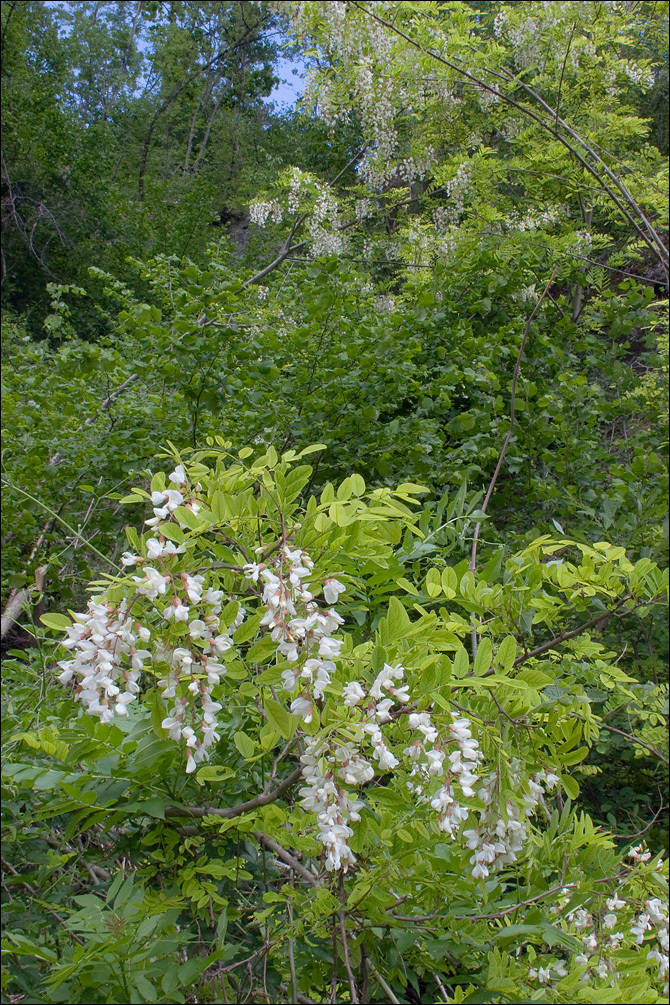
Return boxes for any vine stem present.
[339,874,359,1003]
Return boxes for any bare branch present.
[83,373,139,426]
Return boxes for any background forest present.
[1,2,668,1003]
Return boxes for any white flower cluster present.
[570,40,596,70]
[444,163,473,225]
[308,186,347,258]
[622,62,655,89]
[476,84,500,109]
[508,206,563,233]
[493,11,508,37]
[432,206,451,236]
[404,711,483,842]
[564,882,669,992]
[355,198,373,222]
[61,464,247,773]
[310,226,347,258]
[299,738,364,872]
[508,17,543,70]
[57,599,146,722]
[244,546,346,725]
[287,167,309,214]
[249,200,283,227]
[395,148,436,186]
[300,660,413,871]
[464,767,559,879]
[528,961,568,985]
[373,294,396,314]
[572,229,593,251]
[439,231,459,259]
[158,583,243,773]
[512,284,538,304]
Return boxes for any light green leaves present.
[39,612,71,631]
[233,732,256,760]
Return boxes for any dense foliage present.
[1,2,668,1003]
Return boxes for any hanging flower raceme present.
[57,598,146,723]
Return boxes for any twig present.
[367,961,400,1004]
[0,856,84,945]
[331,918,338,1005]
[339,875,359,1003]
[164,765,301,820]
[254,831,321,888]
[610,791,666,840]
[434,972,450,1003]
[591,722,669,766]
[0,480,119,571]
[83,373,139,426]
[287,903,298,1002]
[507,592,636,669]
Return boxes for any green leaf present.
[387,596,410,637]
[296,443,327,457]
[473,637,493,676]
[441,567,458,599]
[39,611,71,627]
[159,522,185,544]
[39,612,71,631]
[263,698,298,741]
[173,506,200,530]
[197,765,236,783]
[561,775,580,799]
[233,731,256,760]
[426,568,442,597]
[234,612,263,644]
[210,490,228,522]
[453,648,469,677]
[496,636,517,673]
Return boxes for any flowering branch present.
[349,2,668,272]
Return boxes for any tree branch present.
[164,765,302,820]
[83,373,139,426]
[592,722,669,766]
[508,592,636,669]
[254,831,321,888]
